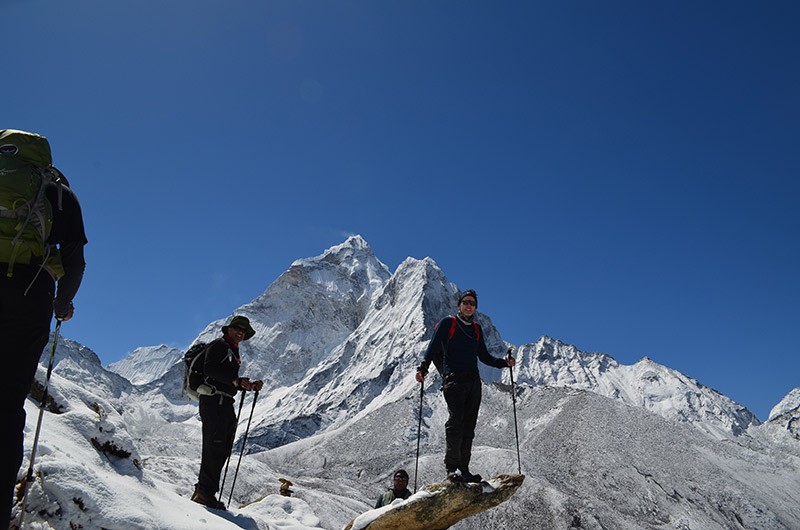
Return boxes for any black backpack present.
[183,342,213,400]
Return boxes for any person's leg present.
[0,271,54,524]
[459,374,482,476]
[196,397,236,496]
[443,374,470,473]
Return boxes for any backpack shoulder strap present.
[447,316,480,341]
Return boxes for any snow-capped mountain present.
[513,337,759,439]
[16,236,800,529]
[107,344,183,385]
[141,235,758,445]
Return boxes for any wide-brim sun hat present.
[222,315,256,340]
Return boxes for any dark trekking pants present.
[0,267,54,525]
[442,371,482,473]
[197,394,237,496]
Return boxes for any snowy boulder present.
[343,474,524,530]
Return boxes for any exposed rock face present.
[344,474,525,530]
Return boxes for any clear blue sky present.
[4,1,798,421]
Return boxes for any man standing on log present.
[416,289,514,483]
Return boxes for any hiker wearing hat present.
[192,315,263,510]
[415,289,515,483]
[374,469,411,508]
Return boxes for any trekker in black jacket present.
[1,130,87,525]
[192,315,263,510]
[416,290,515,483]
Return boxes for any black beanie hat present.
[458,289,478,307]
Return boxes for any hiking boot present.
[447,469,464,483]
[191,488,226,510]
[459,470,482,483]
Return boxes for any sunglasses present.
[460,299,476,306]
[230,325,248,333]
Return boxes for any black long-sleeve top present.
[421,315,507,376]
[46,182,87,315]
[203,336,241,395]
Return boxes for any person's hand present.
[505,347,516,368]
[415,370,426,383]
[252,380,264,392]
[54,300,74,322]
[237,377,252,390]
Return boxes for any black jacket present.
[203,336,241,396]
[421,315,507,376]
[46,181,87,315]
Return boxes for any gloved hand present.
[415,363,428,383]
[236,377,264,392]
[53,299,74,321]
[505,346,516,367]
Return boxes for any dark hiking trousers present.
[197,394,237,496]
[443,371,482,473]
[0,267,54,525]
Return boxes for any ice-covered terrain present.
[15,236,800,529]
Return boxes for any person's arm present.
[417,318,450,379]
[476,325,511,369]
[52,186,87,319]
[53,241,85,319]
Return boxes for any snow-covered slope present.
[260,383,800,530]
[15,236,800,529]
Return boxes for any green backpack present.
[0,129,65,280]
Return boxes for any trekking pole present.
[227,389,259,507]
[506,347,521,474]
[18,320,62,527]
[414,378,424,493]
[219,389,246,498]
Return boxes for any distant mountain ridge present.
[514,336,759,438]
[107,344,183,385]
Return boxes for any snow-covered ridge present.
[106,344,183,385]
[768,387,800,439]
[513,336,759,438]
[770,387,800,421]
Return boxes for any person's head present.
[392,469,409,489]
[222,315,256,342]
[457,289,478,317]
